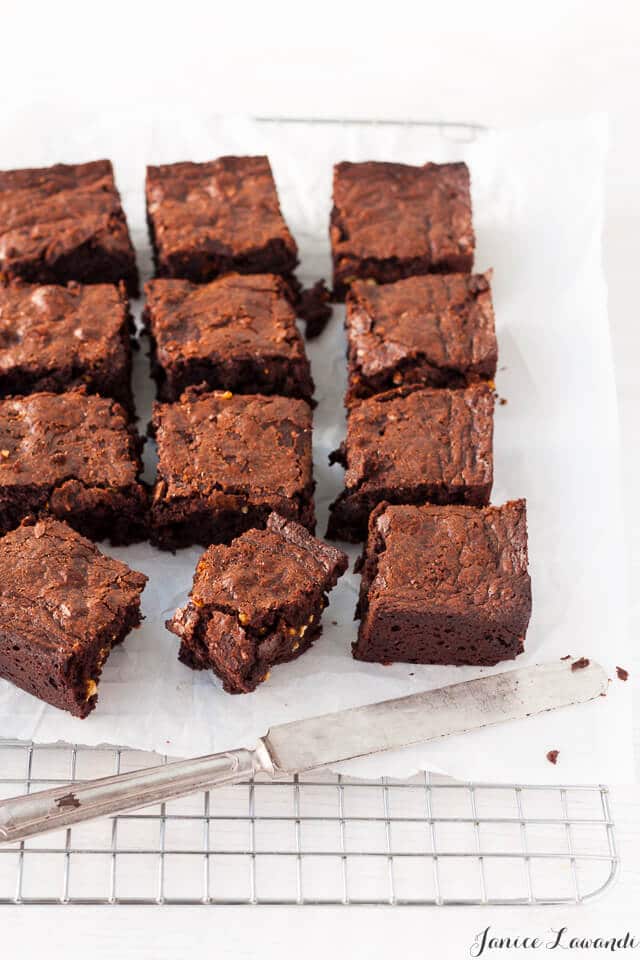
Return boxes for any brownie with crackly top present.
[0,517,147,716]
[0,160,138,295]
[145,156,298,284]
[150,388,315,550]
[327,383,494,542]
[0,281,134,411]
[0,389,148,543]
[354,500,531,665]
[330,161,474,300]
[168,512,347,693]
[345,273,497,403]
[143,274,313,402]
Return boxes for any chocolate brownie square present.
[0,390,147,543]
[151,388,315,550]
[0,517,147,716]
[0,160,138,295]
[345,273,497,403]
[330,160,474,299]
[143,274,314,402]
[168,513,347,693]
[0,281,134,411]
[327,383,494,542]
[146,156,298,283]
[354,500,531,666]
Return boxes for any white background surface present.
[1,0,639,955]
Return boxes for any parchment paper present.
[0,109,632,783]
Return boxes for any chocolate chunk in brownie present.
[327,383,494,542]
[0,160,138,295]
[0,389,148,543]
[146,156,298,283]
[0,281,134,411]
[345,273,497,403]
[168,512,347,693]
[143,274,313,402]
[150,388,315,550]
[331,160,474,299]
[354,500,531,665]
[0,518,146,716]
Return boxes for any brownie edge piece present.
[150,389,315,550]
[0,281,134,411]
[355,500,531,666]
[0,518,147,717]
[168,513,348,693]
[146,156,298,283]
[0,390,148,543]
[327,383,494,542]
[331,160,474,300]
[345,273,497,402]
[0,160,138,295]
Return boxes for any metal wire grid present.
[0,741,618,906]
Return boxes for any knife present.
[0,658,607,844]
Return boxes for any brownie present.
[146,156,298,284]
[0,518,146,717]
[168,512,347,693]
[354,500,531,666]
[330,161,474,300]
[327,383,494,542]
[345,274,497,403]
[0,281,134,410]
[150,388,315,550]
[143,274,314,402]
[0,389,148,543]
[0,160,138,295]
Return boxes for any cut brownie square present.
[0,281,134,411]
[0,517,147,716]
[345,273,497,403]
[0,389,148,543]
[327,383,494,542]
[150,388,315,550]
[0,160,138,295]
[331,160,474,300]
[146,156,298,283]
[354,500,532,666]
[143,274,314,403]
[168,512,347,693]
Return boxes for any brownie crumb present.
[499,397,508,406]
[546,750,560,765]
[560,654,571,660]
[571,657,590,671]
[616,666,629,681]
[298,280,333,338]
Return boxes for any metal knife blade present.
[260,659,608,773]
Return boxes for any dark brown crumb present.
[571,657,590,671]
[55,793,81,809]
[561,654,571,660]
[331,620,338,626]
[546,750,559,765]
[298,280,333,338]
[616,666,629,681]
[499,397,508,406]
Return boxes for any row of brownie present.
[1,155,474,327]
[325,163,532,668]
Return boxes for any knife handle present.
[0,747,264,844]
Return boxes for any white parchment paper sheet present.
[0,109,632,783]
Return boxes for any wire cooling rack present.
[0,741,618,906]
